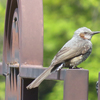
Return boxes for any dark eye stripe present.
[84,32,87,34]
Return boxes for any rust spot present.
[79,33,86,39]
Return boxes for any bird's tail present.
[26,66,53,89]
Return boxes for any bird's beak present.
[92,31,100,35]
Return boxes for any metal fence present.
[0,0,100,100]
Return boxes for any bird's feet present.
[71,66,83,69]
[72,66,80,69]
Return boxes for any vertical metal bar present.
[17,75,21,100]
[63,69,89,100]
[5,69,20,100]
[21,79,38,100]
[5,75,10,100]
[18,0,43,65]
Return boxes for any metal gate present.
[0,0,100,100]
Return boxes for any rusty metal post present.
[2,0,43,99]
[18,0,43,66]
[21,79,38,100]
[18,0,43,100]
[63,69,89,100]
[5,71,21,100]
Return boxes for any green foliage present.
[43,81,63,100]
[43,0,100,100]
[0,0,6,61]
[0,76,5,100]
[0,0,6,100]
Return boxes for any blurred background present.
[0,0,100,100]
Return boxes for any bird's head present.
[74,27,100,40]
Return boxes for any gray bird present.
[26,27,100,89]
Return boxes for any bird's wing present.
[51,41,92,66]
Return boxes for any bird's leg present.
[72,66,80,69]
[75,66,80,69]
[72,65,75,69]
[55,63,64,72]
[79,67,84,69]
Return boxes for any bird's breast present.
[70,55,83,66]
[69,47,92,67]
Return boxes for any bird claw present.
[72,66,82,69]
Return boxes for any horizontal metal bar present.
[8,63,19,68]
[20,65,67,80]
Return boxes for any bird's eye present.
[84,32,87,34]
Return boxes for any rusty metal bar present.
[18,0,43,66]
[17,75,21,100]
[2,0,43,99]
[8,63,19,68]
[63,69,89,100]
[20,65,66,80]
[3,0,18,74]
[5,68,20,100]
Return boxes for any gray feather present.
[26,66,53,89]
[51,38,92,66]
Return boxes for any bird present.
[26,27,100,89]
